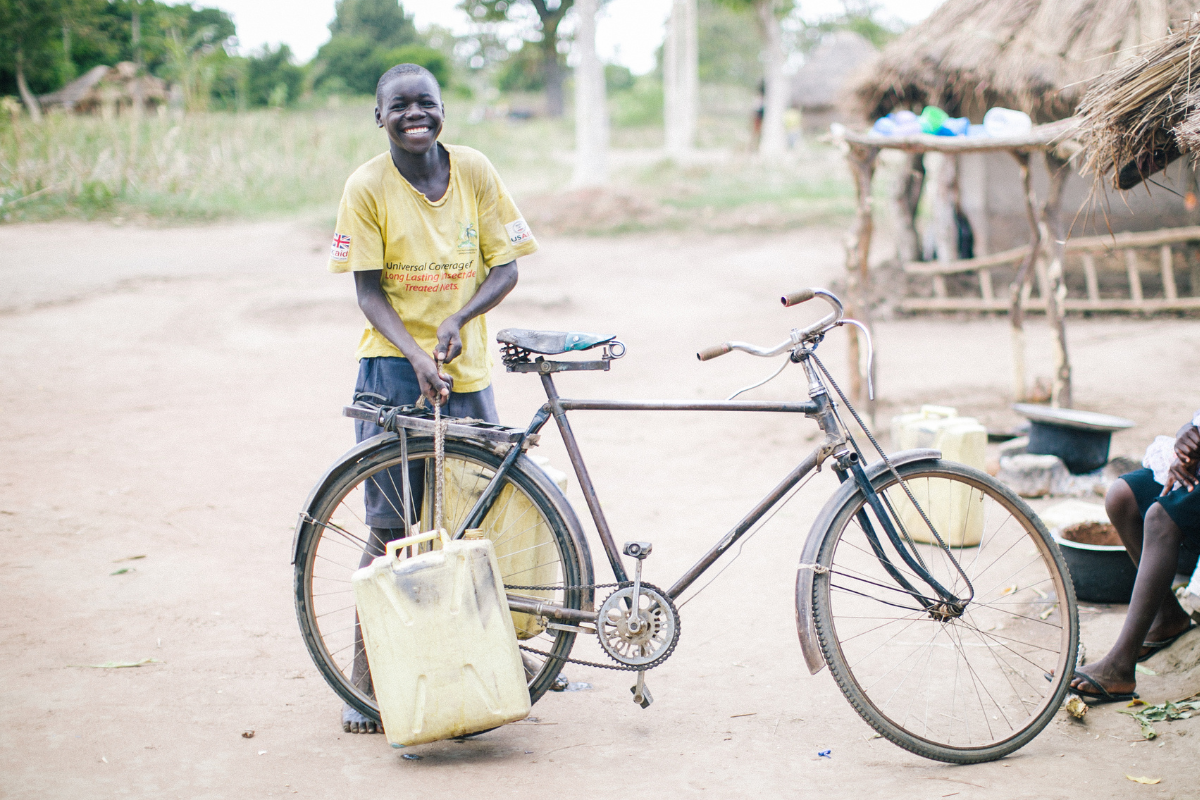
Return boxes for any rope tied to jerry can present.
[433,352,446,534]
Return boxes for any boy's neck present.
[389,142,450,197]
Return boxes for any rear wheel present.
[811,460,1077,763]
[294,436,592,721]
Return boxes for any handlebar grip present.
[696,343,732,362]
[781,289,816,307]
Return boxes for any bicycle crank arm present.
[631,671,653,708]
[506,594,598,625]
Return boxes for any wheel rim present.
[300,443,579,716]
[822,468,1074,754]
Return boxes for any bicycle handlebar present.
[696,288,845,361]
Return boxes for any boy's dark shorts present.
[354,356,499,529]
[1120,468,1200,541]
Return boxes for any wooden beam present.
[1162,245,1178,300]
[1126,249,1144,303]
[1082,254,1100,302]
[898,296,1200,312]
[901,225,1200,275]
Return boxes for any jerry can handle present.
[385,528,449,562]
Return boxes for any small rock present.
[242,730,255,739]
[998,454,1066,497]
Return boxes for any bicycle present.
[292,288,1079,764]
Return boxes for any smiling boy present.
[329,64,538,733]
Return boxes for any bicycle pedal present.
[630,682,653,708]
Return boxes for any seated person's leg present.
[1070,473,1192,699]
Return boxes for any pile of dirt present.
[1061,520,1122,547]
[521,187,673,235]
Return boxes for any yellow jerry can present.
[888,405,987,547]
[352,529,531,747]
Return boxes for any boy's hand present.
[435,318,464,364]
[412,352,451,405]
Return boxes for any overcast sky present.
[214,0,945,73]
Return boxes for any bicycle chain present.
[505,581,681,672]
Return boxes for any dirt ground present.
[2,217,1199,799]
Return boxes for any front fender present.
[290,432,401,565]
[795,449,941,675]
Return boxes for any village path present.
[1,218,1198,799]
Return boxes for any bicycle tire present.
[810,460,1078,764]
[294,435,592,721]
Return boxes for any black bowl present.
[1054,535,1137,604]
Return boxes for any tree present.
[460,0,574,117]
[663,0,697,156]
[315,0,449,95]
[245,44,304,107]
[717,0,790,155]
[0,0,66,120]
[328,0,419,48]
[572,0,607,185]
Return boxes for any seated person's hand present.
[1163,456,1199,495]
[435,319,464,364]
[1175,424,1200,467]
[412,352,451,405]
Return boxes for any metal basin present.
[1054,534,1137,604]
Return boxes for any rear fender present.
[795,449,942,675]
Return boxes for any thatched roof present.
[1077,17,1200,189]
[39,62,167,113]
[792,31,877,110]
[852,0,1195,125]
[39,65,110,110]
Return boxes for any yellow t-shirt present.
[329,144,538,393]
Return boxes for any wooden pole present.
[890,153,925,264]
[844,144,879,419]
[1008,152,1041,403]
[1041,153,1072,408]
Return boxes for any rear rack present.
[342,403,537,446]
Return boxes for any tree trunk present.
[14,50,43,123]
[540,25,564,118]
[754,0,787,156]
[572,0,608,186]
[663,0,698,157]
[1041,154,1072,408]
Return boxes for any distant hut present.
[850,0,1200,256]
[791,31,877,135]
[39,62,168,117]
[1077,17,1200,189]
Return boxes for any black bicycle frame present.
[451,355,965,618]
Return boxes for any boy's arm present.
[435,261,518,363]
[354,270,450,404]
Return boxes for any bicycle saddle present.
[496,328,616,355]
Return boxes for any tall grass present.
[0,89,861,231]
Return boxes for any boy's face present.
[375,73,444,156]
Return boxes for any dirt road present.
[1,218,1198,799]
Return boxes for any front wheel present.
[810,460,1078,764]
[294,436,592,722]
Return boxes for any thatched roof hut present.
[1076,17,1200,189]
[39,62,167,114]
[792,31,877,111]
[853,0,1196,124]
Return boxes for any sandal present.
[1138,621,1197,662]
[1069,668,1139,706]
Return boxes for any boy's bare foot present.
[1140,617,1197,659]
[342,704,382,734]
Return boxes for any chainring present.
[596,583,680,670]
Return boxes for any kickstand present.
[630,671,653,708]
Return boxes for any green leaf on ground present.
[1120,695,1200,739]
